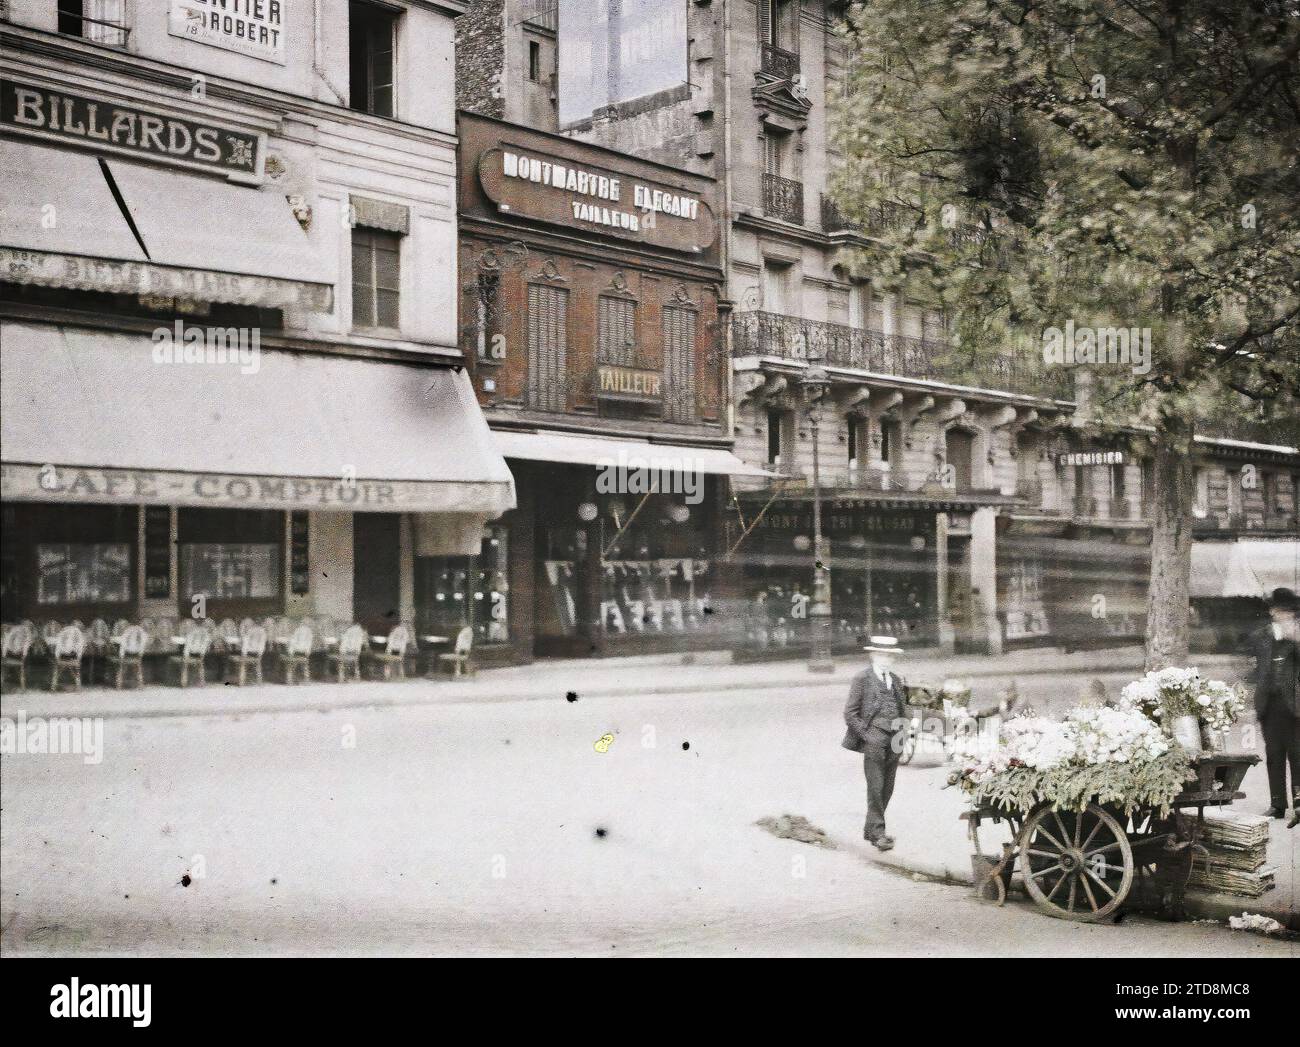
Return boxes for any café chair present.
[107,625,148,690]
[280,623,314,685]
[326,624,366,684]
[1,623,35,691]
[226,626,267,687]
[366,624,410,681]
[437,626,476,678]
[48,625,87,692]
[168,630,212,688]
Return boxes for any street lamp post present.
[802,362,835,673]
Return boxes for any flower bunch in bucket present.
[1119,668,1246,752]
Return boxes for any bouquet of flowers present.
[1118,668,1246,733]
[949,702,1193,814]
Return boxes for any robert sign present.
[169,0,286,65]
[0,80,260,177]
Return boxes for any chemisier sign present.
[169,0,286,65]
[0,79,260,176]
[478,146,716,254]
[1057,451,1125,467]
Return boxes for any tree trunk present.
[1144,414,1195,670]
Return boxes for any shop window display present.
[416,526,510,645]
[598,495,713,638]
[36,543,132,605]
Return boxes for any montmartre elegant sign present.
[169,0,286,65]
[1,464,470,512]
[478,146,716,253]
[597,364,662,401]
[0,79,261,177]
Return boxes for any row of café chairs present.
[1,618,473,692]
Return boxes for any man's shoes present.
[1265,806,1286,819]
[873,836,895,851]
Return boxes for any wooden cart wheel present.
[1019,803,1133,922]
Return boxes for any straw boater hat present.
[862,635,903,655]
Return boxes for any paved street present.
[2,664,1293,956]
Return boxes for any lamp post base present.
[807,614,835,673]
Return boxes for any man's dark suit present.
[842,667,909,841]
[1251,624,1299,811]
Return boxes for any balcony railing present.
[762,173,804,225]
[760,43,800,81]
[1199,415,1300,448]
[821,194,1014,266]
[731,311,1071,399]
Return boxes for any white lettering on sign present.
[1057,451,1125,466]
[501,149,701,224]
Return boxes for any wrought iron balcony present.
[762,174,804,225]
[731,311,1071,399]
[760,44,800,82]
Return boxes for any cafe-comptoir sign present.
[478,145,716,254]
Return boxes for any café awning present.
[0,139,332,310]
[0,322,515,518]
[1191,540,1300,598]
[492,428,773,477]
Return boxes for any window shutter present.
[663,306,697,423]
[528,285,568,412]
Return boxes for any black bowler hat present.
[1266,587,1299,611]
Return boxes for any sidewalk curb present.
[866,838,1299,932]
[0,654,1245,722]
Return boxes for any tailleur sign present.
[169,0,286,65]
[478,146,716,254]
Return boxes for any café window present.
[349,0,398,118]
[351,226,401,331]
[416,527,510,646]
[178,509,283,613]
[527,284,568,412]
[58,0,128,46]
[37,544,132,606]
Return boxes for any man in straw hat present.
[842,635,910,850]
[1251,587,1299,819]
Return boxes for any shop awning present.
[492,428,774,477]
[0,140,332,311]
[1191,540,1300,598]
[0,322,515,517]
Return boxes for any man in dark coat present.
[842,635,910,850]
[1251,587,1299,818]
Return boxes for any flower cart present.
[954,670,1259,923]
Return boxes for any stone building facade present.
[0,0,515,641]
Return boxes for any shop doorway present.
[353,512,401,633]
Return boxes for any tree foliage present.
[830,0,1300,429]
